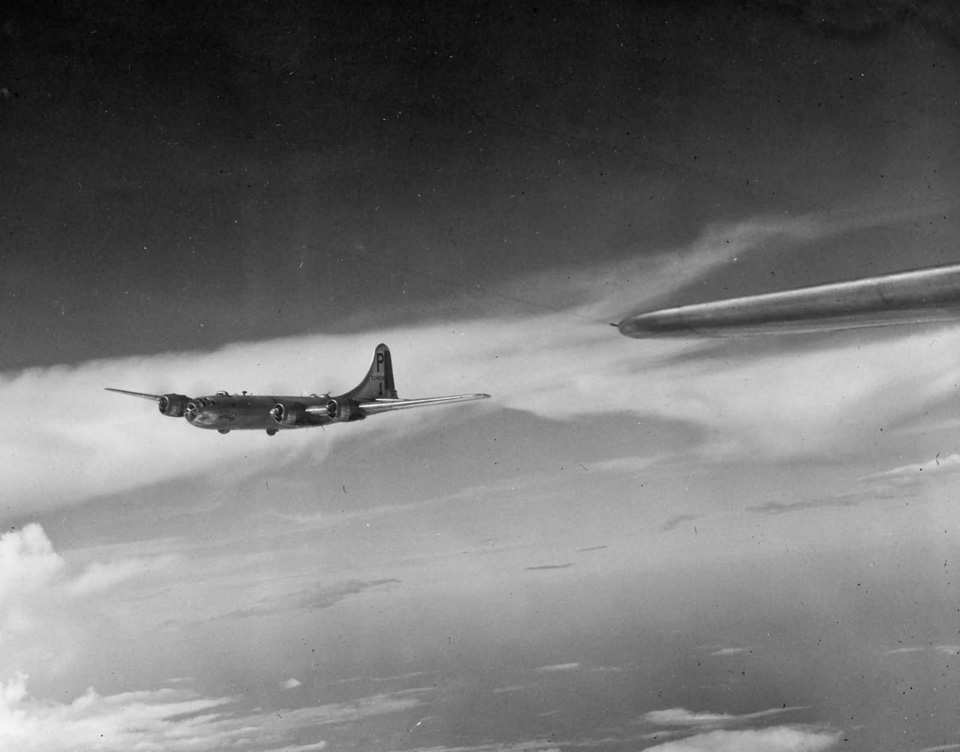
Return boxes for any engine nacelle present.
[158,394,191,418]
[325,398,363,422]
[270,401,309,426]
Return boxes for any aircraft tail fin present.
[346,343,398,400]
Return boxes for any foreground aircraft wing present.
[355,394,490,415]
[618,263,960,338]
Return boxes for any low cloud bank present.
[0,671,422,752]
[643,726,839,752]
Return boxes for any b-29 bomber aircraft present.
[106,344,490,435]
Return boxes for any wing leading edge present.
[618,263,960,338]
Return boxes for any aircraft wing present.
[356,393,490,415]
[618,263,960,338]
[104,388,163,401]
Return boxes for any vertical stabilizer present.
[346,343,398,400]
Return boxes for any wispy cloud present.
[709,647,751,657]
[215,578,401,621]
[0,673,425,752]
[67,555,179,596]
[491,684,528,695]
[860,453,960,483]
[750,450,960,517]
[661,514,701,532]
[524,564,574,571]
[585,454,676,475]
[644,707,806,727]
[535,663,581,674]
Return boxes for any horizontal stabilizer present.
[357,394,490,415]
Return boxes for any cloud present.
[645,709,743,726]
[7,212,959,514]
[0,525,183,680]
[642,726,840,752]
[587,455,671,475]
[534,663,581,674]
[0,523,64,603]
[752,451,960,517]
[524,564,574,571]
[709,647,751,657]
[860,453,960,483]
[491,685,528,694]
[67,555,178,596]
[661,514,700,532]
[0,673,425,752]
[390,743,560,752]
[282,678,302,690]
[216,578,401,621]
[644,706,809,728]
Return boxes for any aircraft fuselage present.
[182,393,343,432]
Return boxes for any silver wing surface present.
[356,394,490,415]
[618,263,960,338]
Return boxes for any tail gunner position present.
[106,344,490,436]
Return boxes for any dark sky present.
[5,0,958,369]
[2,3,960,752]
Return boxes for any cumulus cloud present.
[0,524,172,604]
[0,673,424,752]
[642,726,839,752]
[0,523,64,603]
[0,524,182,680]
[6,211,958,514]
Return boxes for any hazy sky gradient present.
[3,2,960,751]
